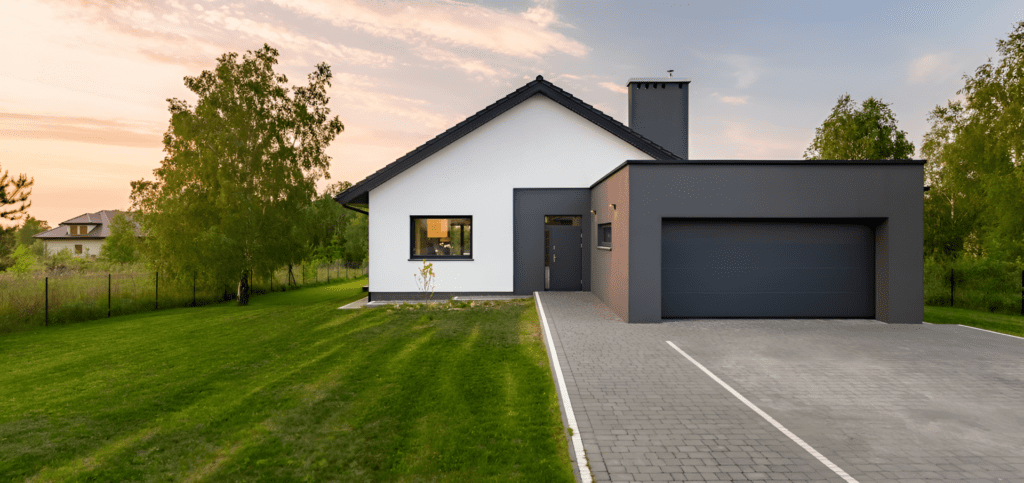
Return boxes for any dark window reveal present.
[598,223,612,248]
[411,217,472,259]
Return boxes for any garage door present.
[662,220,875,318]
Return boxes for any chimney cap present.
[627,77,691,85]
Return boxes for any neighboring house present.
[335,76,924,324]
[32,210,138,258]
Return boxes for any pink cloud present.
[266,0,589,59]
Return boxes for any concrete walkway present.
[536,292,1024,483]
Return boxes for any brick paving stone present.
[538,292,1024,483]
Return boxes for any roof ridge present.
[335,76,678,206]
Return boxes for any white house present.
[335,76,925,324]
[33,210,137,258]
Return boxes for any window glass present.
[75,244,83,254]
[411,217,472,258]
[598,223,612,248]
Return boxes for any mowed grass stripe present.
[0,280,575,482]
[924,305,1024,337]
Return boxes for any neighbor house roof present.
[334,75,681,207]
[32,210,139,240]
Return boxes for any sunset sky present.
[1,0,1021,228]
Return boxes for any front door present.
[545,216,582,291]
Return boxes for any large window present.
[411,217,472,259]
[597,223,612,249]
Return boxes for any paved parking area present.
[537,292,1024,483]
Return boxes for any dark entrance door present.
[545,216,582,291]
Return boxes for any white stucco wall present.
[41,239,105,258]
[369,94,654,293]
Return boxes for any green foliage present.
[922,21,1024,262]
[0,225,15,271]
[924,256,1024,315]
[0,162,33,221]
[804,94,914,160]
[130,44,343,304]
[6,244,37,276]
[99,212,140,265]
[14,215,49,247]
[342,212,368,262]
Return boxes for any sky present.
[1,0,1021,228]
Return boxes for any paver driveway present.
[537,292,1024,483]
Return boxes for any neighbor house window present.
[597,223,612,249]
[75,244,83,254]
[411,217,472,259]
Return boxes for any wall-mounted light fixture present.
[610,204,616,210]
[590,210,597,215]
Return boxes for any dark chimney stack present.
[626,77,689,160]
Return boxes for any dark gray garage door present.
[662,220,875,318]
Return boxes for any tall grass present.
[925,257,1024,315]
[0,262,366,334]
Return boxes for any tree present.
[804,95,914,160]
[15,215,50,250]
[0,163,33,221]
[99,212,141,264]
[5,244,37,276]
[0,226,16,271]
[130,44,344,304]
[922,21,1024,262]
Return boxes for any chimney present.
[626,77,690,159]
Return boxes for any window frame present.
[74,244,83,254]
[597,223,612,249]
[409,216,473,260]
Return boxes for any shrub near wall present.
[925,257,1024,315]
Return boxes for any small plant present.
[413,259,436,301]
[5,244,37,276]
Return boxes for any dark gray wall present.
[513,189,591,295]
[627,81,689,159]
[620,163,923,324]
[590,166,631,321]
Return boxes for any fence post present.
[155,271,159,310]
[45,277,49,327]
[950,268,955,307]
[108,273,111,318]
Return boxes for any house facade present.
[336,76,925,324]
[33,210,136,258]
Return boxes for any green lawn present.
[924,305,1024,337]
[0,279,575,482]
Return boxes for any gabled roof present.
[334,75,680,206]
[33,210,139,240]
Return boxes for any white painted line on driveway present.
[535,293,592,483]
[957,324,1024,340]
[666,341,859,483]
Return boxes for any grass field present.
[0,278,575,482]
[924,305,1024,337]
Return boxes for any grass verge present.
[0,278,574,482]
[924,305,1024,337]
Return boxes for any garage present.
[662,220,875,318]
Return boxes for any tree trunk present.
[237,270,250,305]
[287,264,297,286]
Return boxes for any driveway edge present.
[535,292,592,483]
